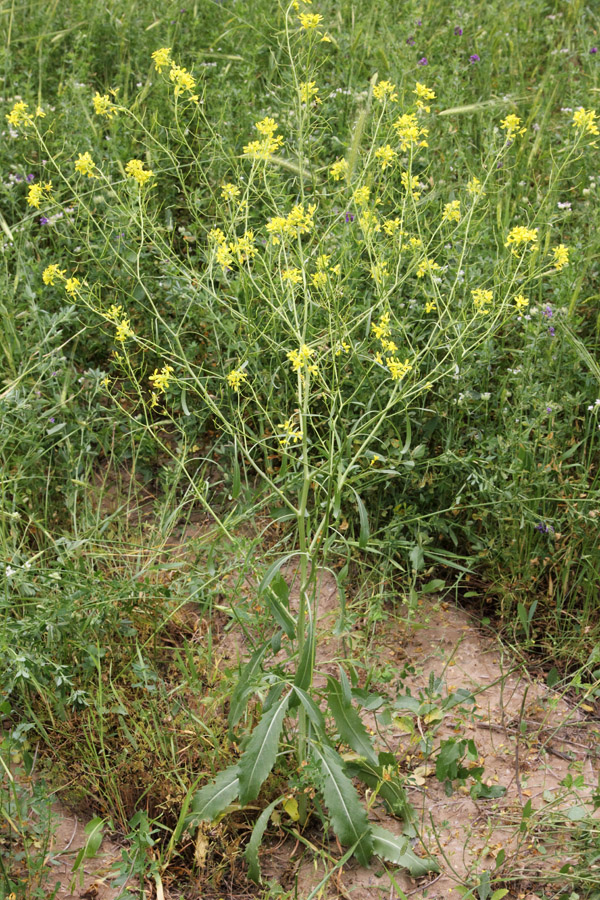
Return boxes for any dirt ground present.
[40,568,600,899]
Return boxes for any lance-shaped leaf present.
[312,743,373,866]
[345,755,412,820]
[293,622,315,693]
[228,642,269,737]
[191,765,240,823]
[238,689,291,805]
[244,797,282,883]
[327,677,378,765]
[371,825,439,875]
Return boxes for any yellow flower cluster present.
[169,64,198,101]
[243,117,284,159]
[572,107,599,136]
[442,200,461,223]
[353,185,370,206]
[65,277,81,296]
[401,171,421,198]
[288,344,316,374]
[552,244,569,270]
[209,228,256,269]
[371,262,389,283]
[27,181,52,209]
[125,159,155,187]
[330,158,348,181]
[107,303,134,342]
[300,81,321,104]
[74,152,96,178]
[221,182,241,201]
[375,144,396,170]
[373,80,398,103]
[467,176,484,196]
[358,209,380,236]
[282,267,302,284]
[416,257,441,278]
[298,12,323,29]
[149,364,174,393]
[42,264,66,285]
[472,288,493,313]
[371,312,391,341]
[151,47,172,72]
[505,225,538,252]
[387,357,413,381]
[425,300,436,313]
[393,113,428,151]
[514,293,529,311]
[414,82,436,113]
[93,92,118,119]
[278,418,303,446]
[227,368,248,391]
[6,101,31,128]
[500,114,526,140]
[266,203,316,244]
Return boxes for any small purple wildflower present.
[548,326,556,337]
[49,417,55,423]
[14,174,23,182]
[497,160,504,168]
[469,54,480,64]
[535,522,554,533]
[418,56,428,65]
[416,19,422,26]
[591,47,598,54]
[546,406,553,413]
[345,212,354,223]
[39,216,50,225]
[454,26,463,36]
[25,174,35,183]
[542,305,553,318]
[406,35,415,46]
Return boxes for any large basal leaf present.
[371,825,439,876]
[244,797,281,883]
[292,685,326,733]
[327,677,378,766]
[312,743,373,866]
[238,689,291,805]
[191,765,240,823]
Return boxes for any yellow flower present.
[442,200,461,223]
[74,152,96,178]
[243,118,284,159]
[401,171,421,198]
[93,92,117,118]
[383,218,402,236]
[375,144,396,170]
[300,81,321,104]
[26,181,52,208]
[298,12,323,29]
[226,368,248,391]
[230,230,256,265]
[151,47,172,73]
[387,357,413,381]
[221,182,241,201]
[42,264,66,285]
[65,277,81,295]
[125,159,155,187]
[413,82,436,113]
[471,288,493,312]
[6,101,34,128]
[572,107,599,136]
[505,225,538,252]
[278,418,303,445]
[371,312,391,340]
[148,364,174,393]
[500,113,526,140]
[394,113,428,151]
[287,344,313,371]
[514,293,529,311]
[335,341,350,355]
[169,64,197,100]
[316,253,330,269]
[107,304,124,320]
[380,338,397,353]
[358,209,380,235]
[266,204,316,243]
[311,271,327,288]
[373,80,398,103]
[467,176,484,196]
[208,227,227,244]
[416,257,441,278]
[216,243,234,269]
[552,244,569,270]
[330,158,348,181]
[115,318,134,342]
[371,262,389,282]
[425,300,436,313]
[353,185,370,206]
[282,267,302,284]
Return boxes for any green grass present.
[1,0,600,896]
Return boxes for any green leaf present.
[327,677,378,765]
[293,625,315,693]
[191,765,240,822]
[228,642,269,736]
[371,827,439,876]
[238,690,291,805]
[312,743,373,866]
[491,890,509,900]
[345,758,411,820]
[258,553,297,596]
[265,580,296,640]
[293,686,326,733]
[244,797,282,883]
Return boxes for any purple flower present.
[548,326,555,337]
[546,406,552,413]
[14,174,23,182]
[469,54,480,64]
[49,417,55,423]
[39,216,50,225]
[416,19,422,26]
[345,212,354,223]
[454,26,463,36]
[591,47,598,54]
[25,174,35,183]
[542,305,553,318]
[535,522,547,532]
[418,56,428,65]
[406,35,415,46]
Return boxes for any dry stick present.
[514,686,528,807]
